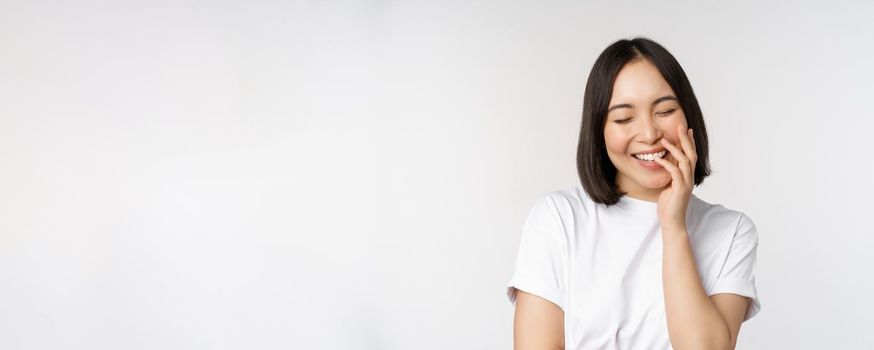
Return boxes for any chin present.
[640,174,672,189]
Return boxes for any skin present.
[514,59,750,349]
[604,58,686,204]
[513,290,564,350]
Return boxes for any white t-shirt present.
[506,185,761,349]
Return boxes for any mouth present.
[631,149,669,162]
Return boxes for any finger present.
[654,157,684,189]
[660,138,692,183]
[678,125,698,167]
[688,128,698,155]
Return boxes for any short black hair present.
[576,37,712,206]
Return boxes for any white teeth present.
[634,150,667,161]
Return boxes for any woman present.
[506,37,761,349]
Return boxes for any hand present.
[653,125,697,231]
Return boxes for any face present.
[604,59,687,200]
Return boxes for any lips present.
[632,150,667,161]
[632,148,667,156]
[635,154,666,170]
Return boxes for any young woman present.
[506,37,761,349]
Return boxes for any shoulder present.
[536,184,594,216]
[690,195,759,244]
[523,185,591,237]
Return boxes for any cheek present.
[603,127,629,154]
[661,115,688,142]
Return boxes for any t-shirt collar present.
[614,193,699,219]
[615,194,660,218]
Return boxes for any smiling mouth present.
[632,150,669,162]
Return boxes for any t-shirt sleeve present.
[506,194,568,311]
[708,212,762,322]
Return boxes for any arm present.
[654,127,750,349]
[662,228,749,350]
[711,293,751,349]
[513,289,564,350]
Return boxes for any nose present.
[637,114,662,144]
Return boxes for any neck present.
[623,190,660,202]
[616,174,663,202]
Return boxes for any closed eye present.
[614,108,676,124]
[614,118,632,124]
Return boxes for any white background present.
[1,0,872,349]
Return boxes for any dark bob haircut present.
[577,37,711,206]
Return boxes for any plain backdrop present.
[1,0,873,349]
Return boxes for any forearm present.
[661,227,731,350]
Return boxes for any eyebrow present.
[607,95,678,113]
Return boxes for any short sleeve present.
[506,194,568,311]
[708,213,762,322]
